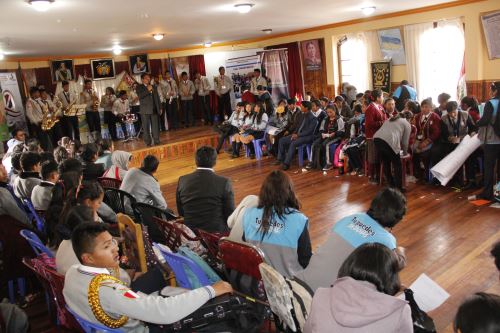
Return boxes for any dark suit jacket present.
[176,169,234,233]
[82,162,105,182]
[136,83,161,115]
[297,111,318,139]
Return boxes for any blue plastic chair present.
[297,144,312,167]
[66,305,124,333]
[23,199,45,234]
[19,229,54,258]
[153,244,210,289]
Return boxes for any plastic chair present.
[218,237,266,281]
[195,229,227,262]
[66,305,123,333]
[297,144,312,167]
[152,217,199,252]
[153,244,210,289]
[102,187,137,216]
[19,229,54,258]
[23,199,45,233]
[98,177,122,190]
[133,202,178,244]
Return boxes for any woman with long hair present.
[231,103,254,158]
[364,89,387,183]
[242,170,311,277]
[239,102,268,159]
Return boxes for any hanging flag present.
[457,53,467,102]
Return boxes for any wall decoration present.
[90,58,116,80]
[371,60,391,92]
[0,72,28,133]
[300,39,322,71]
[377,28,406,65]
[129,54,150,74]
[50,59,75,82]
[481,10,500,60]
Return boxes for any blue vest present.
[332,213,396,250]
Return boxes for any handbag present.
[404,289,437,333]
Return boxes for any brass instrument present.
[52,95,64,118]
[61,94,78,116]
[92,91,99,112]
[41,101,60,131]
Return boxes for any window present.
[340,34,369,93]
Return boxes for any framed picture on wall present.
[50,59,75,83]
[377,28,406,65]
[90,58,116,80]
[129,54,150,75]
[301,39,322,71]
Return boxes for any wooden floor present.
[154,138,499,332]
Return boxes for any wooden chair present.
[116,213,147,273]
[97,177,122,190]
[152,217,200,252]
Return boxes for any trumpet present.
[41,101,60,131]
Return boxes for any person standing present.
[100,87,117,140]
[161,71,179,130]
[250,68,267,99]
[365,89,387,183]
[179,72,196,128]
[136,73,162,147]
[194,71,212,125]
[111,90,130,140]
[128,83,141,135]
[26,87,52,151]
[40,88,63,147]
[392,80,418,112]
[80,79,101,142]
[214,66,233,120]
[58,80,80,141]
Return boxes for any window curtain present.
[266,42,304,99]
[188,55,206,78]
[404,22,434,101]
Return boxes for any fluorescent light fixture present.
[29,0,54,12]
[234,3,254,14]
[153,33,164,41]
[0,52,4,61]
[361,6,376,16]
[262,29,272,34]
[204,42,212,48]
[112,45,122,55]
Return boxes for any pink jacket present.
[304,277,413,333]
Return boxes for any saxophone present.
[62,96,78,116]
[92,91,99,112]
[41,101,60,131]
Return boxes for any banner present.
[226,54,261,100]
[260,49,289,101]
[0,72,28,135]
[0,88,8,143]
[370,61,391,92]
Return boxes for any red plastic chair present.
[97,177,122,190]
[152,217,200,252]
[23,257,83,332]
[195,229,227,261]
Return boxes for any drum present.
[123,113,138,124]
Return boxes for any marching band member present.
[129,83,141,135]
[179,72,196,128]
[40,88,63,147]
[57,80,80,141]
[101,87,118,141]
[26,87,52,151]
[214,66,233,120]
[80,79,102,142]
[160,71,179,130]
[194,71,212,125]
[112,90,130,140]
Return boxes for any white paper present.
[401,273,450,312]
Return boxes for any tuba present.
[41,101,60,131]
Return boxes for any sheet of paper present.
[401,273,450,312]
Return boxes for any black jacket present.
[136,83,161,115]
[176,169,235,233]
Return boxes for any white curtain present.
[341,33,369,92]
[404,22,433,100]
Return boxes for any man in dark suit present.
[176,146,235,233]
[136,73,162,146]
[276,101,318,170]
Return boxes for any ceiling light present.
[153,33,164,41]
[112,45,122,55]
[361,6,376,16]
[0,52,4,61]
[29,0,54,12]
[262,29,272,34]
[234,3,254,14]
[204,42,212,48]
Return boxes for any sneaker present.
[305,163,314,170]
[322,163,333,171]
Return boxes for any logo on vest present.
[347,216,376,238]
[255,217,284,233]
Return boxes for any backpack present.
[259,263,313,332]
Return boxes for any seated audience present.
[13,151,42,199]
[365,89,387,182]
[6,129,26,153]
[276,101,318,170]
[434,92,451,117]
[230,103,253,158]
[81,143,105,182]
[297,188,407,291]
[102,150,132,181]
[53,145,69,164]
[96,139,113,169]
[476,81,500,201]
[0,163,30,225]
[215,101,245,154]
[31,160,59,210]
[238,102,268,159]
[307,105,345,170]
[63,223,232,331]
[242,170,311,277]
[374,112,411,191]
[120,154,168,210]
[227,194,259,241]
[177,146,234,232]
[311,99,326,125]
[492,241,500,274]
[266,103,289,156]
[60,181,105,224]
[304,243,412,333]
[333,95,353,120]
[454,292,500,333]
[413,98,441,182]
[460,96,481,122]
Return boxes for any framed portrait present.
[129,54,150,75]
[50,59,75,83]
[301,39,322,71]
[90,58,116,80]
